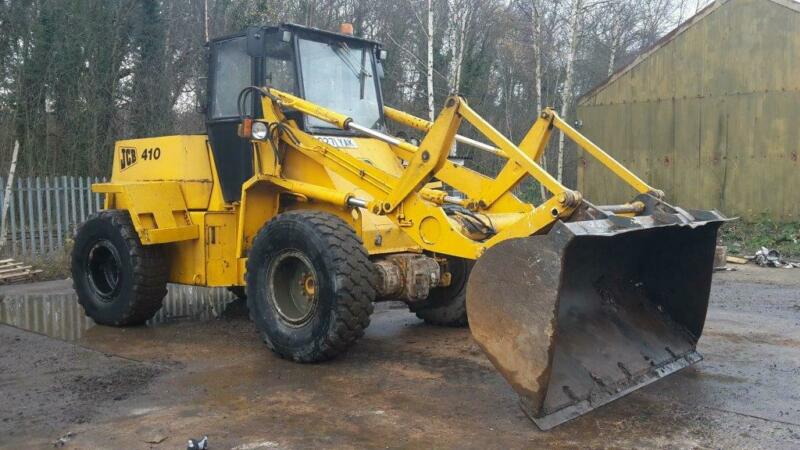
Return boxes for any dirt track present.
[1,265,799,449]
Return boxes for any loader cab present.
[206,23,387,203]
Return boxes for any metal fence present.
[0,284,234,341]
[0,176,106,258]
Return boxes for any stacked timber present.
[0,258,41,284]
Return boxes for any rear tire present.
[412,257,473,327]
[246,211,377,362]
[71,210,168,326]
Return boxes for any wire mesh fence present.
[0,176,106,258]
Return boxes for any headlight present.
[252,121,269,140]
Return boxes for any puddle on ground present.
[0,285,235,341]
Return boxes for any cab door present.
[207,35,256,203]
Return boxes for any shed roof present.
[579,0,800,103]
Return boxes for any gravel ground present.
[0,265,798,449]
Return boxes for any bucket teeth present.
[466,213,725,430]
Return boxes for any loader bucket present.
[466,207,726,430]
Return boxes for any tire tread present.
[246,211,377,362]
[72,210,168,325]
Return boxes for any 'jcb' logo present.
[120,147,137,170]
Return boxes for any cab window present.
[297,38,382,131]
[210,37,252,119]
[264,33,296,94]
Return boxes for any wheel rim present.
[85,239,122,302]
[268,251,319,326]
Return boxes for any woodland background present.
[0,0,710,195]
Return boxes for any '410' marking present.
[141,147,161,160]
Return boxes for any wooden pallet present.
[0,259,42,284]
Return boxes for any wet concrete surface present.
[1,265,799,449]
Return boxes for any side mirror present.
[376,48,387,79]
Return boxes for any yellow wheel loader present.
[70,23,726,429]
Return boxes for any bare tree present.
[448,0,475,93]
[556,0,583,183]
[594,0,638,77]
[203,0,209,43]
[607,17,622,76]
[0,141,19,249]
[531,0,547,198]
[0,0,702,182]
[427,0,435,120]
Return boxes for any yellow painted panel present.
[167,212,207,285]
[147,226,199,245]
[94,181,199,244]
[205,212,238,286]
[112,135,213,210]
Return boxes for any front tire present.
[71,210,168,326]
[246,211,377,362]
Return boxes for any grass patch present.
[18,242,73,281]
[720,219,800,258]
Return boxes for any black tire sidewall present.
[412,256,472,327]
[417,256,473,309]
[72,215,137,325]
[432,257,473,304]
[248,218,338,358]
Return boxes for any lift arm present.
[385,106,661,200]
[255,87,662,257]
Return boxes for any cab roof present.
[210,22,382,48]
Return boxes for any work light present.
[252,121,269,140]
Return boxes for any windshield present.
[298,38,382,131]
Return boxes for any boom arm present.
[255,87,662,258]
[385,106,661,200]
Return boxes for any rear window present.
[211,37,252,119]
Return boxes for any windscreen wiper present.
[330,43,372,99]
[330,43,361,78]
[359,47,367,100]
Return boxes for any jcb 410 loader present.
[71,23,726,429]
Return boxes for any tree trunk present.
[0,141,20,249]
[608,20,621,77]
[427,0,435,121]
[452,8,469,93]
[556,0,582,184]
[450,3,470,158]
[203,0,209,43]
[532,0,547,200]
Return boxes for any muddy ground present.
[1,265,799,449]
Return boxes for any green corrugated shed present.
[577,0,800,220]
